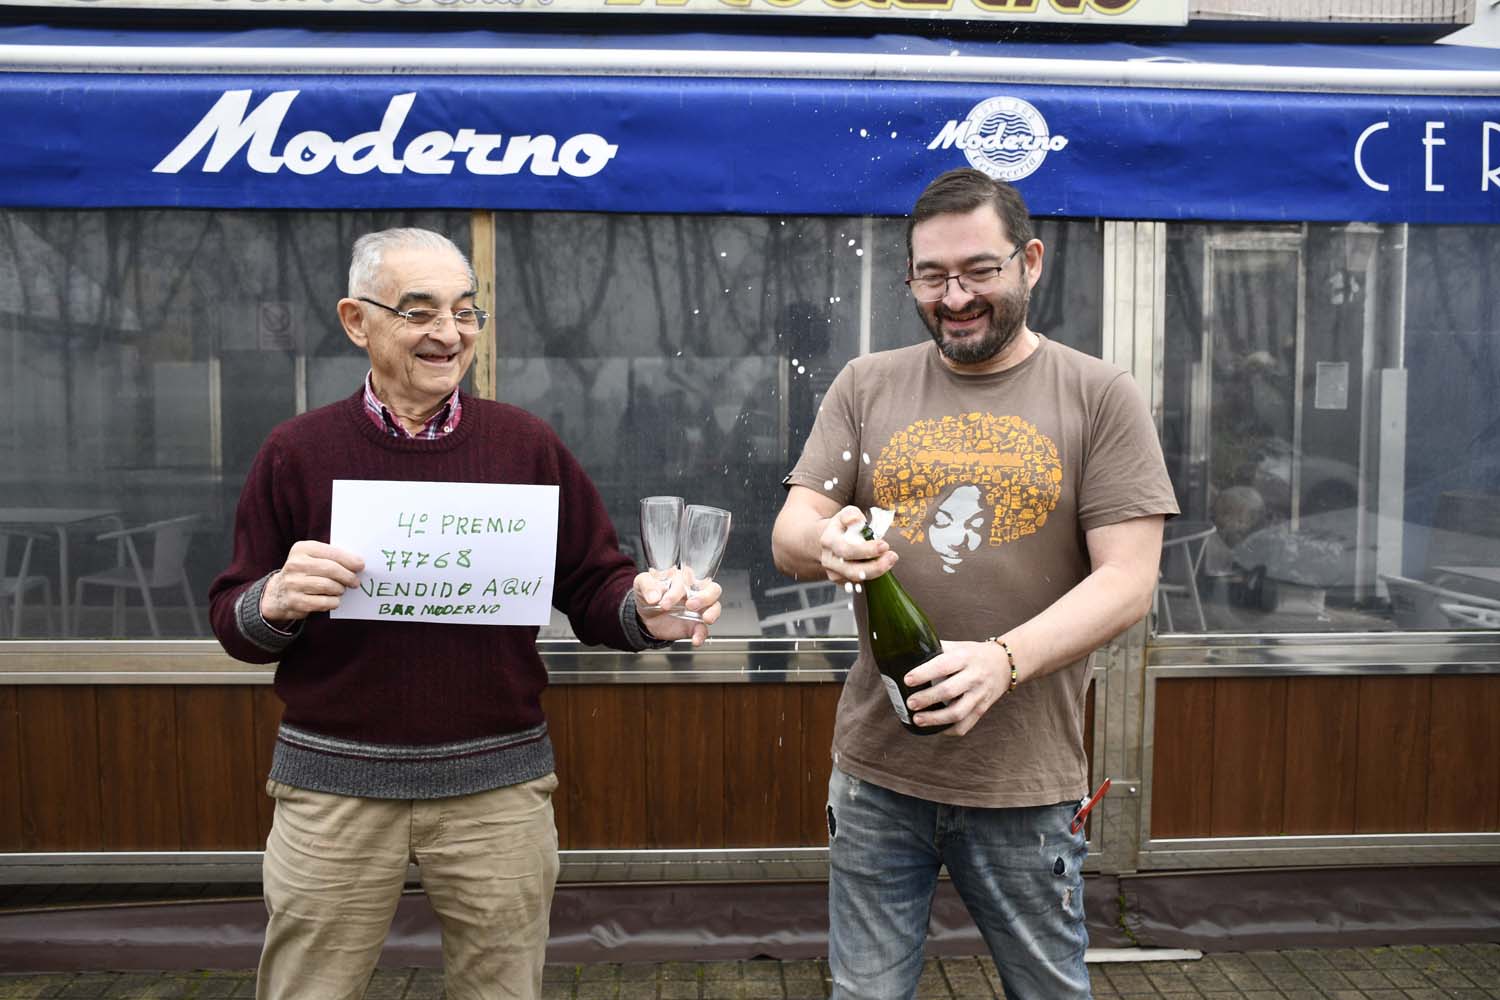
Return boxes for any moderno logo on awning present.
[928,97,1068,181]
[153,90,619,178]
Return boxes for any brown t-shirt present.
[786,336,1179,807]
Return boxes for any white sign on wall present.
[330,480,559,626]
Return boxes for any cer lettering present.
[1354,119,1500,193]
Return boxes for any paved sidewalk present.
[2,946,1499,999]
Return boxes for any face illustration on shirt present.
[926,483,987,573]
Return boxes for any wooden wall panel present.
[175,687,261,850]
[1426,675,1500,832]
[1282,677,1359,834]
[9,670,1491,857]
[644,686,725,848]
[1356,676,1431,833]
[541,687,572,848]
[251,686,283,844]
[565,686,647,849]
[1209,678,1287,836]
[96,687,181,850]
[798,684,842,845]
[1149,679,1215,837]
[724,685,804,847]
[18,687,101,850]
[0,688,20,851]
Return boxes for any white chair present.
[757,580,856,636]
[1156,523,1217,631]
[1438,601,1500,630]
[1380,573,1500,630]
[73,515,202,637]
[0,530,55,637]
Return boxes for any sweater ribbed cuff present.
[236,573,302,654]
[620,589,673,651]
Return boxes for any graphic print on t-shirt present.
[872,412,1062,575]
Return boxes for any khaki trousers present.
[257,773,560,1000]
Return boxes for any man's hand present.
[903,640,1015,736]
[260,541,365,624]
[635,569,722,648]
[818,506,899,586]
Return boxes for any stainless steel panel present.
[1148,631,1500,672]
[1139,833,1500,870]
[0,638,857,685]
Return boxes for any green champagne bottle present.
[860,524,953,736]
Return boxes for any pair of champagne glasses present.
[639,496,732,622]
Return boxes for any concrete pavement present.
[3,945,1500,999]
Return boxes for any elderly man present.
[772,170,1177,999]
[209,228,718,1000]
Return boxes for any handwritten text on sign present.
[330,480,559,626]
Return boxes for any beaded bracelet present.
[987,636,1020,694]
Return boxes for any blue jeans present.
[826,767,1090,1000]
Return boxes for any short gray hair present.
[347,228,476,299]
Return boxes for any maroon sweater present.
[209,390,655,799]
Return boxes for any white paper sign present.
[329,480,559,626]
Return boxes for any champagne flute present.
[639,496,684,609]
[669,504,732,622]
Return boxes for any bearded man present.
[771,169,1178,1000]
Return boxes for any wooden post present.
[470,210,497,401]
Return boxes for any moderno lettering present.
[153,91,619,178]
[379,603,506,617]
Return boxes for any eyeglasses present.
[905,245,1025,303]
[358,296,489,332]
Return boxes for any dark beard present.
[918,286,1028,366]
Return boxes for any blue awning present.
[2,25,1499,222]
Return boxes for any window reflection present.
[0,209,468,639]
[1159,222,1500,633]
[495,213,866,638]
[499,214,1103,639]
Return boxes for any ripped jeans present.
[826,767,1090,1000]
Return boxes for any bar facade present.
[1,27,1498,903]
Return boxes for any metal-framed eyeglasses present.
[358,296,489,332]
[904,244,1025,303]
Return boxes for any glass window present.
[1159,222,1500,633]
[0,208,1104,645]
[497,213,1104,639]
[0,209,469,640]
[494,213,867,638]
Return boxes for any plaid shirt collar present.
[362,371,462,440]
